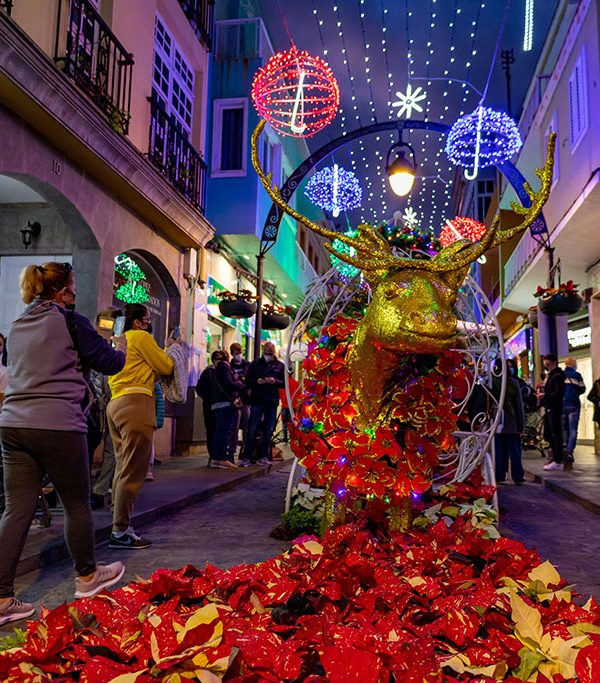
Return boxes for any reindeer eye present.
[383,282,400,299]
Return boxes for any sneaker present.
[145,471,154,482]
[109,528,151,549]
[74,561,125,599]
[212,460,238,469]
[543,461,563,471]
[0,597,35,626]
[239,459,251,467]
[257,458,271,466]
[563,457,574,471]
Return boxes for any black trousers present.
[544,408,564,464]
[0,427,96,597]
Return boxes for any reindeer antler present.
[251,121,556,276]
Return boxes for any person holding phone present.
[0,262,127,625]
[107,303,176,549]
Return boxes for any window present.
[568,47,588,150]
[152,15,194,135]
[211,98,248,177]
[258,134,282,187]
[545,111,559,187]
[475,179,494,223]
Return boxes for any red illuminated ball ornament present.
[439,216,487,248]
[251,44,340,138]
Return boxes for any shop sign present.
[568,325,591,350]
[505,328,528,358]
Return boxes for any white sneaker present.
[543,461,563,471]
[257,458,271,466]
[74,561,126,598]
[0,597,35,626]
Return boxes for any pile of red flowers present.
[291,315,464,501]
[533,280,579,299]
[2,483,600,682]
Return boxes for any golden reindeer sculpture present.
[252,120,556,426]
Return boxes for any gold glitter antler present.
[251,121,399,278]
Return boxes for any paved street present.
[2,464,600,637]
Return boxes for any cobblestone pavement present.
[1,466,291,634]
[498,480,600,602]
[2,468,599,635]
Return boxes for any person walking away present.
[493,363,526,484]
[542,354,566,471]
[209,350,243,468]
[241,342,285,467]
[229,343,250,460]
[107,304,176,549]
[587,375,600,433]
[195,350,220,465]
[563,357,585,467]
[0,262,127,625]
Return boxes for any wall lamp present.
[385,132,417,197]
[21,221,41,249]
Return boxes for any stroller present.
[522,411,546,458]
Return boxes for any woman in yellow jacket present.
[107,304,175,549]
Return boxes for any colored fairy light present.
[439,217,487,248]
[523,0,534,52]
[251,45,339,138]
[114,254,149,305]
[305,165,362,216]
[329,228,361,280]
[445,106,522,172]
[391,84,427,118]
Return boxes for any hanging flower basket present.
[262,312,291,330]
[534,281,582,317]
[261,303,292,330]
[217,290,258,319]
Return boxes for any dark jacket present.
[195,364,215,407]
[210,360,243,408]
[587,379,600,424]
[246,356,285,405]
[542,366,565,414]
[564,366,585,407]
[0,300,125,433]
[492,375,525,434]
[230,358,250,403]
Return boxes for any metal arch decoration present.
[259,118,548,253]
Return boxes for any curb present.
[524,467,600,518]
[16,459,291,578]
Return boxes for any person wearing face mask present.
[107,304,176,549]
[228,342,250,461]
[240,342,285,467]
[0,262,127,625]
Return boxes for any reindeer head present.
[252,120,555,423]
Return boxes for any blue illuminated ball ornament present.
[329,229,361,280]
[445,106,523,171]
[305,165,362,216]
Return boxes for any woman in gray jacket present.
[0,262,127,626]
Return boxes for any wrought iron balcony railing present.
[54,0,134,134]
[0,0,13,16]
[178,0,215,51]
[148,93,207,212]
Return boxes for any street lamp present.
[386,133,417,197]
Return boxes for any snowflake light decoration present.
[391,84,427,119]
[402,206,420,229]
[445,106,522,175]
[305,164,362,216]
[439,217,487,248]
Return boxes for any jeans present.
[202,404,216,459]
[0,427,96,596]
[563,405,580,455]
[494,433,525,483]
[242,403,278,462]
[212,405,237,462]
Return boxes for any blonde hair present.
[564,356,577,368]
[19,262,72,304]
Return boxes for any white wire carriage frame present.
[283,257,507,513]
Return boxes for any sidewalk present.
[523,444,600,516]
[16,446,294,578]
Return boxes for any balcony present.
[178,0,215,51]
[0,1,12,16]
[54,0,134,134]
[503,230,543,298]
[148,93,207,212]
